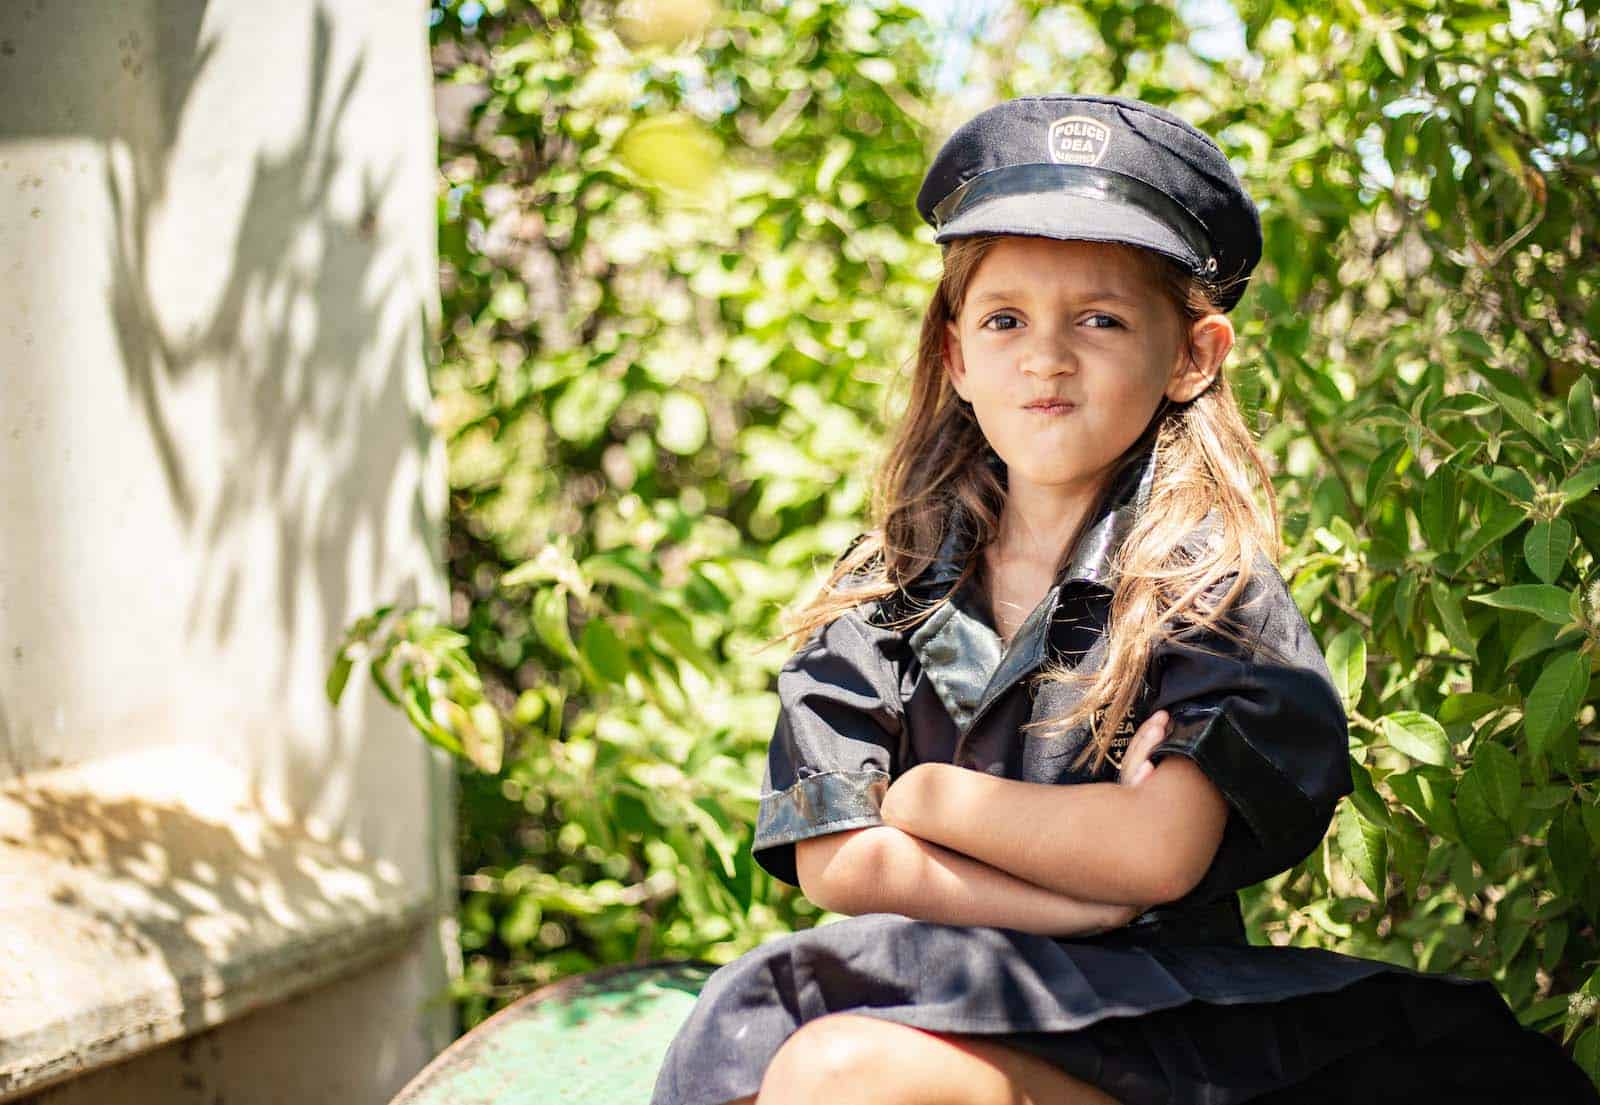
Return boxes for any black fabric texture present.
[650,914,1599,1105]
[1144,557,1354,897]
[752,602,906,888]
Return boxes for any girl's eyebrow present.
[969,288,1143,307]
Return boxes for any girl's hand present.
[1089,900,1146,935]
[880,761,939,832]
[1117,709,1171,788]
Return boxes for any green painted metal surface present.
[391,960,715,1105]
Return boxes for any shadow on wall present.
[0,0,442,824]
[0,0,448,1084]
[106,4,434,651]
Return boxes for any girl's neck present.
[990,473,1105,571]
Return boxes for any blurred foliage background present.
[328,0,1600,1082]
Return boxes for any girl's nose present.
[1020,329,1077,377]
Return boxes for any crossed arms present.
[793,717,1229,937]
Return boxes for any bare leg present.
[750,1013,1123,1105]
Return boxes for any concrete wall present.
[0,0,454,1099]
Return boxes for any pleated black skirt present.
[648,913,1597,1105]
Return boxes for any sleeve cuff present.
[755,769,889,849]
[1149,705,1321,846]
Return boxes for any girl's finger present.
[1119,710,1171,787]
[1128,710,1169,752]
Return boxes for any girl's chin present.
[991,462,1108,491]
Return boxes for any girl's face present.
[943,236,1226,502]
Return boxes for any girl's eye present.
[1084,314,1123,329]
[981,313,1022,331]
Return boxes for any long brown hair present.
[779,234,1283,771]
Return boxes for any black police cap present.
[916,94,1263,311]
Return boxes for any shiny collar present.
[904,441,1161,737]
[915,440,1160,593]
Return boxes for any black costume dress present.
[649,441,1598,1105]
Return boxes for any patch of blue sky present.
[911,0,1249,92]
[911,0,1005,91]
[1175,0,1248,61]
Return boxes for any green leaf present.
[1573,1026,1598,1082]
[1438,692,1500,725]
[503,544,592,600]
[1488,385,1562,457]
[1449,331,1495,362]
[1505,76,1545,138]
[1524,519,1573,584]
[551,374,626,444]
[1393,571,1419,629]
[1428,581,1479,660]
[1468,465,1537,505]
[1584,800,1600,853]
[1380,710,1452,766]
[1507,618,1564,667]
[648,604,718,675]
[1547,803,1592,900]
[1467,584,1576,625]
[532,586,579,660]
[1421,465,1461,546]
[1325,628,1367,712]
[684,796,739,878]
[1388,768,1460,840]
[325,650,355,706]
[1542,919,1570,972]
[816,136,854,192]
[1337,801,1389,899]
[1518,993,1570,1029]
[1454,498,1526,570]
[1449,9,1505,32]
[401,681,465,761]
[1567,374,1597,442]
[580,618,632,685]
[1365,439,1410,507]
[1348,757,1394,827]
[581,552,660,594]
[1454,768,1511,867]
[459,701,505,774]
[1523,649,1590,759]
[1374,28,1405,75]
[1560,461,1600,505]
[1468,741,1521,823]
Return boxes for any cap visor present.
[934,191,1202,270]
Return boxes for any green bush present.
[330,0,1600,1078]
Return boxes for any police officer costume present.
[650,96,1598,1105]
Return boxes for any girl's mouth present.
[1023,400,1077,414]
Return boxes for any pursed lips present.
[1023,399,1077,413]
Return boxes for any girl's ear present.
[944,320,969,400]
[1165,312,1233,402]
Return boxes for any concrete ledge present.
[0,746,442,1101]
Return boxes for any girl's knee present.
[759,1015,1124,1105]
[763,1013,890,1092]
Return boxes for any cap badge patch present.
[1048,115,1111,166]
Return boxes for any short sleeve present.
[752,604,907,888]
[1146,553,1352,897]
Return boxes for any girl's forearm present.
[825,825,1141,937]
[879,761,1227,906]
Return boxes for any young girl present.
[649,94,1598,1105]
